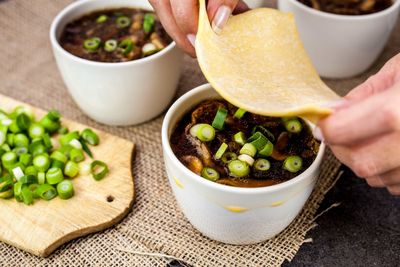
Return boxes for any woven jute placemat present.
[0,0,399,266]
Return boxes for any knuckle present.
[381,104,400,130]
[366,176,384,188]
[351,158,378,178]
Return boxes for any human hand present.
[149,0,249,57]
[315,53,400,196]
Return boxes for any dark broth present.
[297,0,393,15]
[60,8,172,62]
[170,100,320,188]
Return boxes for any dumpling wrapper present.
[195,0,340,122]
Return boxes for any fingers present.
[386,185,400,196]
[207,0,249,34]
[372,167,400,186]
[365,176,385,188]
[170,0,199,35]
[318,84,400,146]
[149,0,196,57]
[330,131,400,178]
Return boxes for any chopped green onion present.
[69,139,82,149]
[283,156,303,173]
[39,114,61,133]
[35,184,57,200]
[258,141,274,157]
[19,153,32,166]
[247,132,268,151]
[50,150,68,164]
[201,167,220,181]
[233,132,246,145]
[51,159,65,170]
[2,151,17,167]
[238,154,254,166]
[21,186,33,205]
[58,126,69,135]
[46,167,63,185]
[0,175,13,192]
[42,133,53,149]
[33,154,50,172]
[28,184,40,199]
[91,160,109,181]
[19,175,37,185]
[80,162,91,175]
[1,144,10,152]
[221,152,237,164]
[96,14,108,23]
[189,124,202,137]
[233,108,246,119]
[13,181,23,202]
[118,39,134,55]
[212,107,228,130]
[228,160,250,177]
[59,131,80,146]
[12,166,24,180]
[80,138,93,158]
[0,188,13,199]
[64,161,79,178]
[16,113,30,130]
[57,180,74,200]
[251,126,275,142]
[116,16,131,28]
[214,143,228,160]
[283,118,302,133]
[29,140,47,157]
[9,120,21,133]
[83,37,101,52]
[143,13,155,33]
[13,146,28,156]
[47,110,61,121]
[196,124,215,142]
[37,172,45,184]
[6,133,14,146]
[28,123,45,139]
[70,148,85,162]
[239,143,257,157]
[25,165,38,177]
[14,133,29,147]
[104,39,117,52]
[13,106,34,119]
[142,43,158,56]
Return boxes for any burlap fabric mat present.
[0,0,398,266]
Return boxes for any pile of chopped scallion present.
[0,106,109,205]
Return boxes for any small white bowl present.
[244,0,266,9]
[162,84,325,244]
[50,0,183,126]
[278,0,400,78]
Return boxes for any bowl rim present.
[162,83,326,195]
[49,0,177,68]
[286,0,400,20]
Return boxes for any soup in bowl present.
[162,84,325,244]
[50,0,183,126]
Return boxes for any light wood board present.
[0,94,135,257]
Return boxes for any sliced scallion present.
[57,180,74,199]
[35,184,57,200]
[233,132,246,145]
[239,143,257,157]
[212,107,228,130]
[258,141,274,157]
[228,160,250,177]
[64,161,79,178]
[201,167,220,181]
[254,158,270,171]
[238,154,254,166]
[221,152,237,164]
[46,167,63,185]
[283,118,302,133]
[143,13,155,33]
[214,143,228,160]
[196,124,215,142]
[283,156,303,173]
[118,39,134,55]
[104,39,117,52]
[233,108,246,119]
[90,160,109,181]
[116,16,131,28]
[96,14,108,23]
[83,37,101,52]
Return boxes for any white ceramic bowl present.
[162,84,325,244]
[50,0,183,126]
[278,0,400,78]
[244,0,266,9]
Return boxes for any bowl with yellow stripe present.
[161,84,326,245]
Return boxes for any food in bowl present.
[297,0,393,15]
[60,8,172,62]
[170,99,320,188]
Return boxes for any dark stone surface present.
[282,166,400,267]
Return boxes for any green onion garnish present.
[201,167,220,181]
[104,39,118,52]
[16,113,30,131]
[228,160,250,177]
[13,133,29,148]
[251,126,275,142]
[13,181,23,202]
[37,172,45,184]
[79,138,93,158]
[83,37,101,52]
[91,160,109,181]
[233,132,246,145]
[247,132,268,151]
[254,158,271,171]
[0,188,13,199]
[28,123,45,139]
[212,107,228,130]
[233,108,246,119]
[64,161,79,178]
[96,14,108,23]
[70,148,85,162]
[118,39,134,55]
[81,128,99,146]
[239,143,257,157]
[221,152,237,164]
[116,16,131,28]
[25,165,37,176]
[214,143,228,160]
[19,175,38,185]
[33,154,50,172]
[283,156,303,173]
[21,186,33,205]
[142,43,158,56]
[57,180,74,200]
[35,184,57,200]
[143,13,155,33]
[46,167,64,185]
[283,118,302,133]
[258,141,274,157]
[238,154,254,166]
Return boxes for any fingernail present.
[187,34,196,47]
[322,99,347,110]
[212,5,232,34]
[313,127,324,141]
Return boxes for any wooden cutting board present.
[0,94,135,257]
